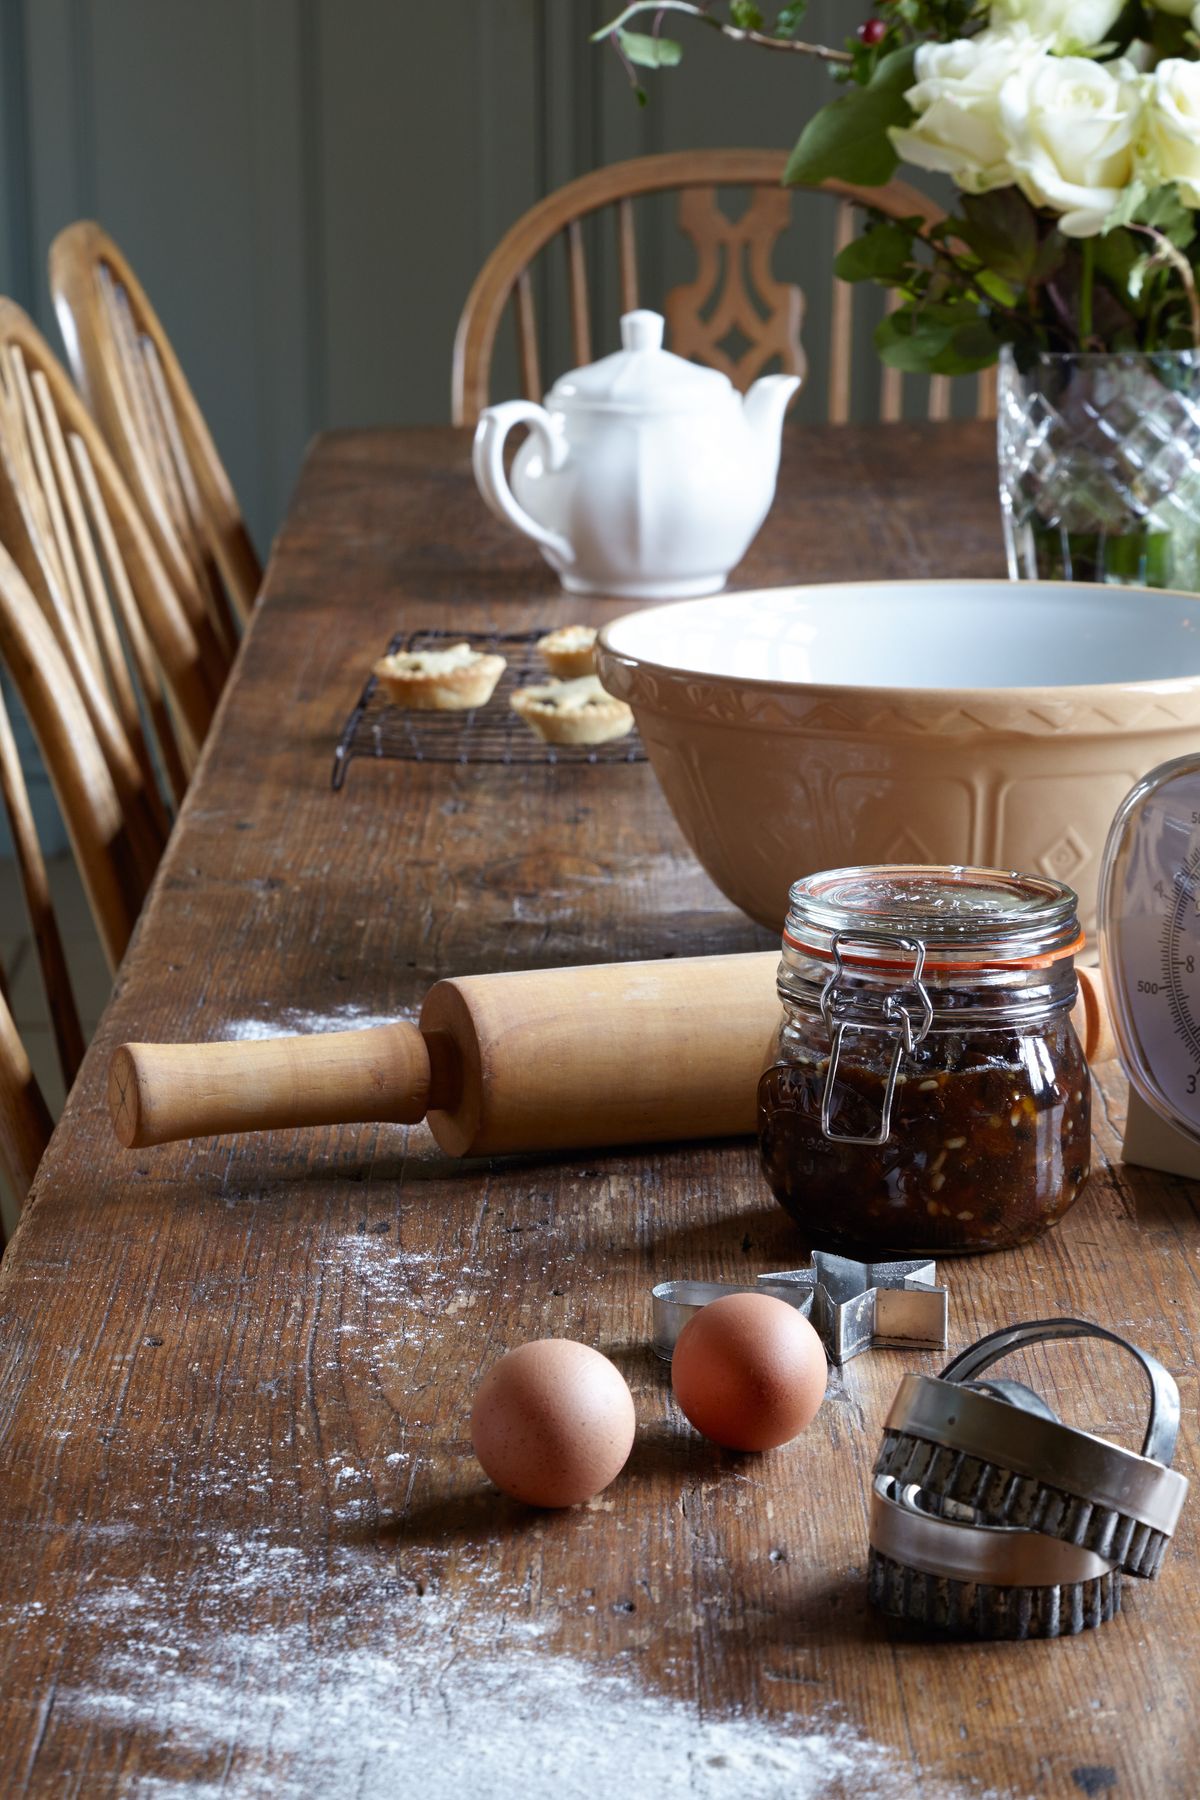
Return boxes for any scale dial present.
[1099,754,1200,1146]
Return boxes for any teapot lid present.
[547,310,733,414]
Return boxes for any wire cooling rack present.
[332,627,646,790]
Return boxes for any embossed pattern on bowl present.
[596,581,1200,936]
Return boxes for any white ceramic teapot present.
[472,310,800,599]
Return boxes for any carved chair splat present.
[666,184,805,389]
[453,150,998,429]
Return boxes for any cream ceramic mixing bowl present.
[596,580,1200,938]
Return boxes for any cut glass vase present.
[998,346,1200,592]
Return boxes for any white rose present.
[1144,59,1200,207]
[889,27,1046,194]
[998,55,1143,236]
[990,0,1123,51]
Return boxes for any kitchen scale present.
[1100,753,1200,1178]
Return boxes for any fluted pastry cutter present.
[868,1318,1188,1639]
[651,1252,948,1365]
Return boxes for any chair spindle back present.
[453,151,998,429]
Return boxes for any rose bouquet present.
[598,1,1200,369]
[598,2,1200,585]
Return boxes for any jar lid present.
[784,865,1083,971]
[546,310,733,415]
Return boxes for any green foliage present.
[875,302,1001,375]
[1135,185,1197,250]
[591,0,1200,366]
[1105,179,1152,233]
[881,0,979,33]
[973,268,1019,308]
[784,46,917,188]
[1093,229,1146,312]
[1030,231,1066,287]
[1107,181,1195,247]
[615,27,684,68]
[834,218,916,283]
[952,191,1038,286]
[1128,254,1154,304]
[829,157,1200,373]
[1147,3,1193,60]
[773,3,808,33]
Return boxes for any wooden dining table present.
[1,420,1196,1799]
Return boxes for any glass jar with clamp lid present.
[757,865,1091,1255]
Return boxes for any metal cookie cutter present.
[651,1251,948,1366]
[869,1473,1122,1640]
[868,1317,1189,1639]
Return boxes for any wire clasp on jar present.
[819,931,934,1146]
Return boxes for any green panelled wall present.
[1,0,929,547]
[0,0,943,856]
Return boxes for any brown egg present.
[670,1292,827,1451]
[470,1338,636,1508]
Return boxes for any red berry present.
[857,17,887,43]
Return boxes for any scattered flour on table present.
[221,1004,409,1040]
[32,1535,1001,1800]
[30,1136,1018,1799]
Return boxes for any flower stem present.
[1079,237,1095,348]
[592,2,853,65]
[917,231,1027,325]
[1127,225,1200,349]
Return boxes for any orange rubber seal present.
[782,927,1087,974]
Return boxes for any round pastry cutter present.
[869,1319,1188,1640]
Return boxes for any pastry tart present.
[373,642,506,711]
[511,675,634,746]
[536,624,598,679]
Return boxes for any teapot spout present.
[742,372,802,467]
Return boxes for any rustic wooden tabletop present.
[1,422,1195,1799]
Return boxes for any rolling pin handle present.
[1073,964,1114,1067]
[108,1022,436,1149]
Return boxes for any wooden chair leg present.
[0,683,87,1087]
[0,982,53,1216]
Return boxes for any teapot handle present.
[472,401,575,567]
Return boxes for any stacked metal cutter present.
[868,1319,1188,1640]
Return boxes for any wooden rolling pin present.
[109,955,1113,1156]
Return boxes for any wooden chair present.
[453,149,997,428]
[0,543,147,1221]
[0,677,85,1096]
[0,542,145,977]
[0,300,223,857]
[49,220,261,657]
[0,678,67,1224]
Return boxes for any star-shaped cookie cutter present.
[651,1252,949,1366]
